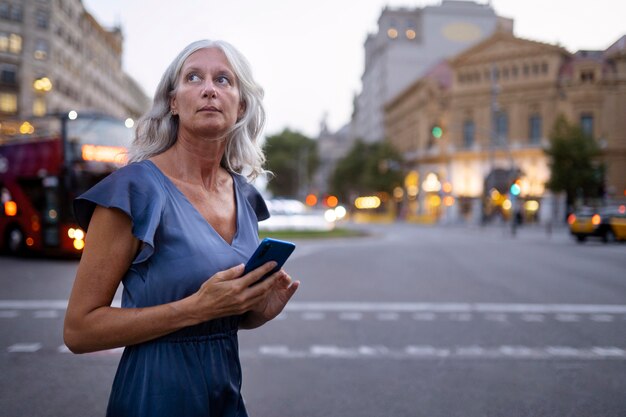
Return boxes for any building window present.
[33,97,46,116]
[0,92,17,113]
[463,120,475,148]
[494,111,508,145]
[1,33,22,54]
[529,114,542,144]
[580,70,594,83]
[36,9,49,29]
[580,114,593,137]
[10,3,22,21]
[0,3,22,21]
[34,39,49,60]
[0,64,16,84]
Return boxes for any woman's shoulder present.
[232,173,270,221]
[74,160,166,231]
[101,160,164,191]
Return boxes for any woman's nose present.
[201,82,217,98]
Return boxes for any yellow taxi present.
[568,205,626,243]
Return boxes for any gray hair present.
[128,39,267,180]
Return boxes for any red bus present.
[0,112,133,256]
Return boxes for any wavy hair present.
[128,40,267,180]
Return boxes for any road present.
[1,223,625,417]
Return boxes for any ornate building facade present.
[0,0,149,130]
[385,31,626,224]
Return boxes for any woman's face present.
[171,47,244,138]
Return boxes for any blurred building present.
[351,0,512,144]
[0,0,149,129]
[385,31,626,224]
[316,0,512,196]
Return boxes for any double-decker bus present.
[0,112,133,256]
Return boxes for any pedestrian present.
[63,39,300,417]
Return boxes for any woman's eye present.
[216,75,231,85]
[186,73,201,82]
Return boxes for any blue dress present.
[73,160,269,417]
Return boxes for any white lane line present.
[284,302,626,314]
[33,310,60,319]
[301,312,325,321]
[7,343,42,353]
[0,310,19,318]
[3,300,626,315]
[405,346,451,357]
[9,343,626,360]
[555,314,580,322]
[591,347,626,357]
[450,313,473,321]
[590,314,614,322]
[484,313,508,322]
[338,312,363,321]
[259,345,291,356]
[546,346,582,357]
[57,345,71,353]
[376,312,400,321]
[412,312,436,321]
[521,314,545,322]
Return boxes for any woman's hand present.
[238,268,300,329]
[186,261,296,324]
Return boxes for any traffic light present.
[431,125,443,139]
[509,180,521,196]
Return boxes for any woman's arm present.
[63,205,280,353]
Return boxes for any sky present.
[83,0,625,138]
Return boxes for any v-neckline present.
[143,160,240,247]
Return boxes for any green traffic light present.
[432,126,443,139]
[510,183,521,196]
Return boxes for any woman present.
[63,39,299,417]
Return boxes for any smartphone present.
[243,238,296,284]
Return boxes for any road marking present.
[245,345,626,360]
[301,312,325,321]
[338,312,363,321]
[412,312,436,321]
[57,345,71,353]
[33,310,60,319]
[7,343,42,353]
[591,347,626,357]
[376,312,400,321]
[485,313,508,322]
[8,343,626,360]
[555,314,580,322]
[3,300,626,314]
[590,314,614,322]
[521,314,545,322]
[450,313,472,321]
[284,302,626,314]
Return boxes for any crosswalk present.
[3,300,626,360]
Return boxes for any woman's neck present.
[152,135,229,191]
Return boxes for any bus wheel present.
[6,227,25,255]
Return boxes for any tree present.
[329,140,404,203]
[264,129,318,198]
[544,115,605,210]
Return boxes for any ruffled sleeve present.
[73,162,165,264]
[233,174,270,221]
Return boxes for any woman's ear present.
[170,96,178,115]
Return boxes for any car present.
[259,198,336,232]
[567,205,626,243]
